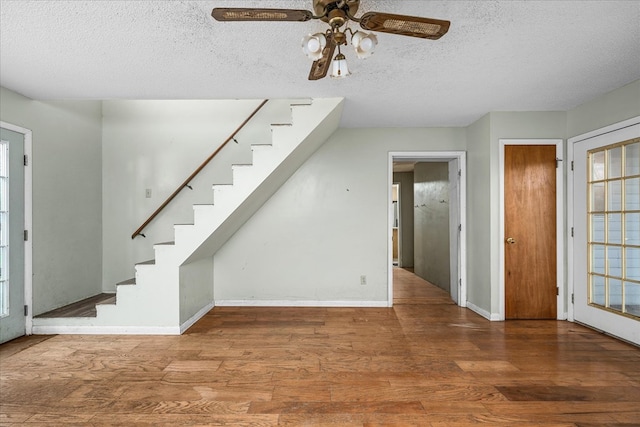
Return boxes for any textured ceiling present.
[1,0,639,128]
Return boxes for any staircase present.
[32,97,344,335]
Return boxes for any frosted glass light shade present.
[302,33,327,60]
[351,31,378,59]
[330,54,351,79]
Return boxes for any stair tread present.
[34,293,116,318]
[154,241,175,246]
[116,278,136,286]
[137,259,155,265]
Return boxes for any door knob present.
[506,237,516,244]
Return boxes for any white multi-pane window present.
[588,139,640,318]
[0,141,8,317]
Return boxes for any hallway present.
[1,269,639,425]
[393,267,456,306]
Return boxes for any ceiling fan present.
[211,0,450,80]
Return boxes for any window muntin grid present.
[0,141,8,317]
[588,139,640,319]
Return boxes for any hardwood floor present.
[1,268,639,426]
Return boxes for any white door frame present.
[0,121,33,335]
[388,151,467,307]
[499,139,565,320]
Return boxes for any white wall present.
[213,127,466,305]
[0,87,102,315]
[465,114,492,313]
[101,99,296,290]
[179,257,213,324]
[392,171,414,267]
[567,79,640,138]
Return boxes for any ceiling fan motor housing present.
[329,9,346,26]
[314,0,360,23]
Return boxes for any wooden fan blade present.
[212,8,313,22]
[359,12,450,40]
[308,41,336,81]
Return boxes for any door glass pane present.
[625,282,640,316]
[625,178,640,210]
[608,180,622,211]
[609,278,622,310]
[591,244,606,274]
[626,213,640,245]
[590,182,605,211]
[591,213,605,242]
[607,246,622,277]
[591,275,606,306]
[626,142,640,176]
[607,213,622,244]
[587,139,640,319]
[626,247,640,281]
[608,146,622,179]
[591,151,605,180]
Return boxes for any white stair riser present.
[192,205,215,225]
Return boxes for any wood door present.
[505,145,557,319]
[392,228,399,260]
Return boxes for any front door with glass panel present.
[0,127,25,344]
[573,122,640,345]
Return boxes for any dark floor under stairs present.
[34,293,116,318]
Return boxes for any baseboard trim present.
[31,325,181,335]
[180,301,215,334]
[466,302,498,321]
[215,300,389,308]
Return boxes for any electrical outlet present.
[145,189,152,198]
[360,275,367,285]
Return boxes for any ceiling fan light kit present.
[302,33,328,60]
[330,51,351,79]
[351,31,378,59]
[212,0,450,80]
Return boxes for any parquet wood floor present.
[1,268,639,426]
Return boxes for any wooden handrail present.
[131,99,270,239]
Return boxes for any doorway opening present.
[388,152,467,308]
